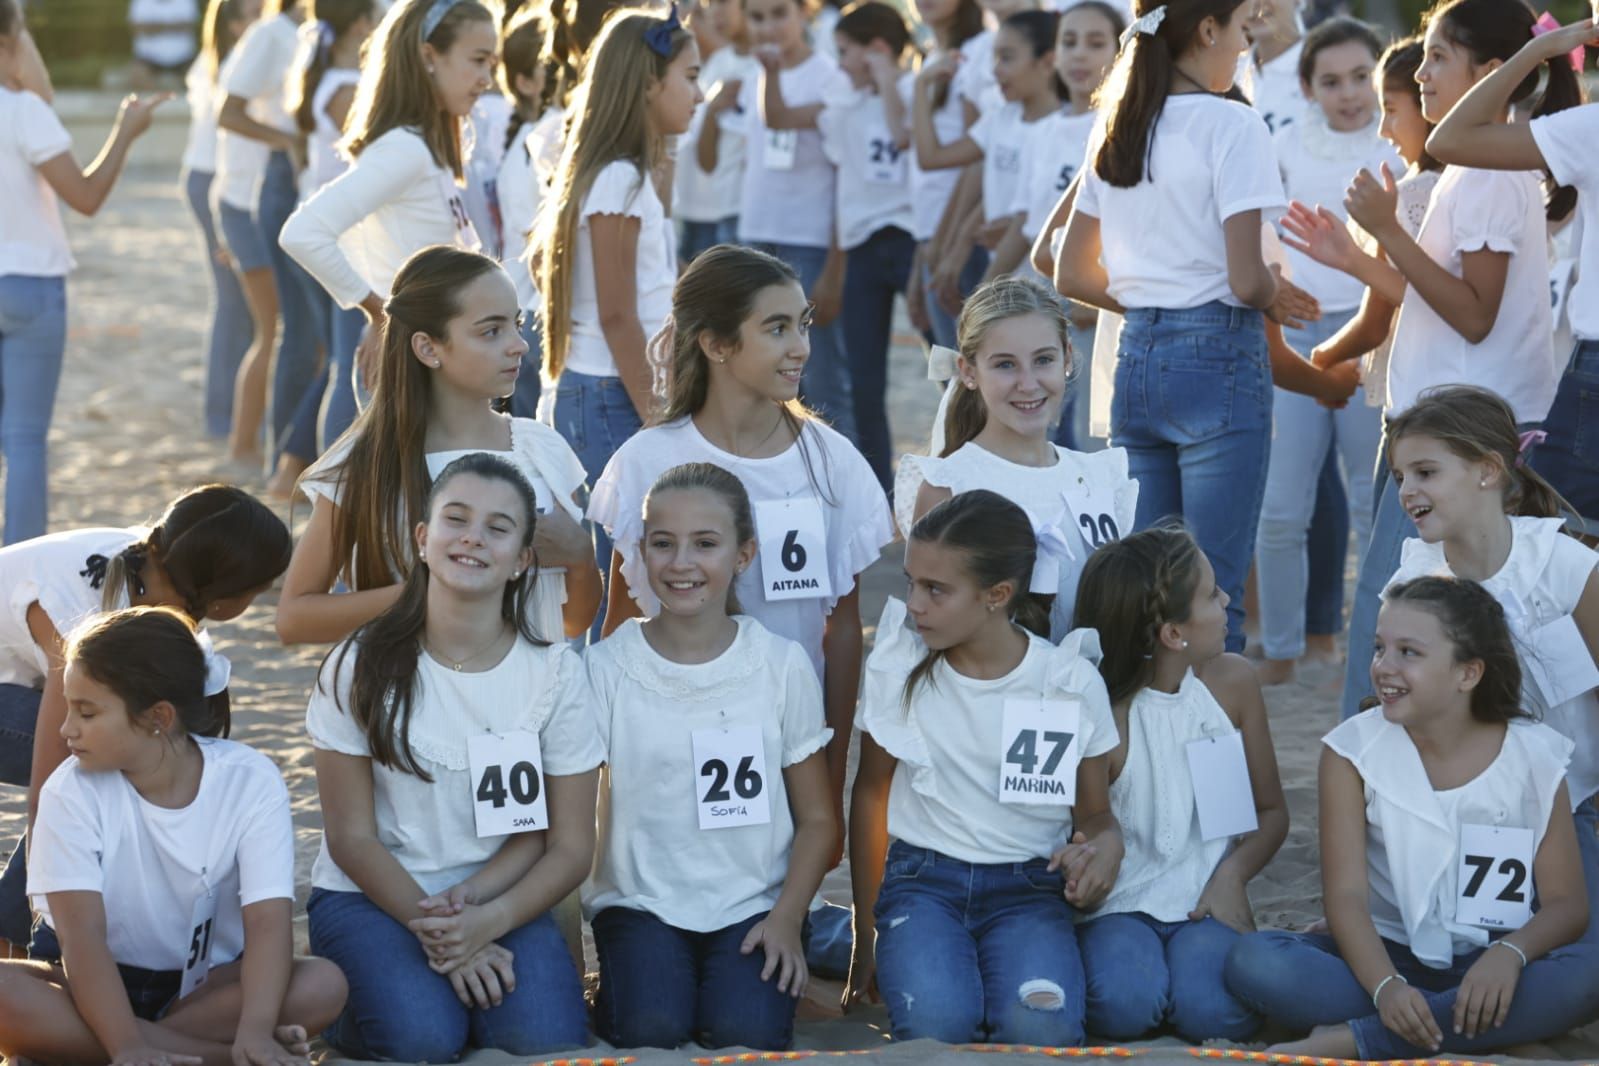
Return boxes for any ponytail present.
[292,0,375,135]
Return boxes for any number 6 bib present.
[467,731,548,837]
[1456,823,1534,929]
[754,498,832,602]
[691,726,771,829]
[998,698,1080,805]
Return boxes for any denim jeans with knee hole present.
[1531,339,1599,523]
[0,274,67,544]
[308,888,590,1060]
[1225,929,1599,1058]
[1077,911,1259,1042]
[752,242,855,443]
[873,842,1087,1046]
[258,151,324,460]
[1111,302,1272,652]
[843,226,916,491]
[592,906,800,1050]
[183,169,252,440]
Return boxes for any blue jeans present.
[1112,302,1273,651]
[281,287,364,461]
[509,317,542,420]
[753,242,855,443]
[923,247,989,350]
[1055,321,1097,452]
[1256,310,1381,659]
[550,370,643,642]
[0,682,40,787]
[0,274,67,545]
[873,842,1086,1046]
[184,169,251,440]
[592,906,799,1050]
[1339,433,1406,718]
[805,899,853,979]
[307,887,589,1060]
[1531,339,1599,522]
[0,835,28,946]
[1305,448,1350,638]
[679,217,738,265]
[1576,796,1599,945]
[843,226,916,491]
[1225,930,1599,1058]
[258,150,324,461]
[1077,912,1258,1042]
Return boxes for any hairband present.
[194,630,233,698]
[81,547,148,598]
[1530,11,1586,72]
[1516,428,1546,468]
[420,0,461,42]
[1119,5,1165,48]
[643,4,682,57]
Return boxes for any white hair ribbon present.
[194,630,232,698]
[1118,5,1166,47]
[1029,521,1076,595]
[926,344,960,382]
[925,344,962,454]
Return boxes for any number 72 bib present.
[1455,823,1534,929]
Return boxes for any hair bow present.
[420,0,461,42]
[194,630,233,698]
[924,345,962,453]
[1531,12,1587,72]
[1029,521,1076,594]
[1516,428,1547,467]
[647,314,677,401]
[80,548,147,597]
[925,344,959,382]
[644,5,683,57]
[1118,5,1166,48]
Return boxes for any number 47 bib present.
[998,698,1080,805]
[754,498,832,602]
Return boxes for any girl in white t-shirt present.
[1226,577,1599,1058]
[277,247,600,646]
[307,454,602,1059]
[590,245,894,837]
[1071,527,1286,1042]
[1239,0,1304,133]
[0,0,167,544]
[532,7,701,640]
[1055,0,1286,652]
[0,607,345,1064]
[1381,386,1599,935]
[681,0,757,261]
[897,276,1137,641]
[494,8,548,420]
[280,0,499,387]
[585,463,835,1050]
[844,490,1120,1043]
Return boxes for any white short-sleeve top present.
[304,68,361,195]
[857,598,1119,864]
[1530,105,1599,342]
[968,101,1037,224]
[736,52,847,249]
[29,738,295,972]
[301,416,588,643]
[216,14,299,210]
[817,86,915,251]
[894,443,1138,642]
[1322,709,1571,967]
[589,416,894,677]
[306,636,604,895]
[0,527,139,687]
[583,616,831,931]
[898,67,966,242]
[1015,108,1096,242]
[1386,517,1599,807]
[1091,670,1235,922]
[0,87,74,277]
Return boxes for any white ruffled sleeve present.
[584,160,649,219]
[1448,168,1533,257]
[305,642,368,757]
[587,434,662,615]
[511,417,586,521]
[777,636,832,766]
[892,453,938,539]
[535,644,605,776]
[857,597,938,797]
[1046,630,1118,759]
[300,434,356,508]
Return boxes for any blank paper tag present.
[1522,615,1599,709]
[1186,731,1258,841]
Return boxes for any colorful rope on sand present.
[681,1048,1599,1066]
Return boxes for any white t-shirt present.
[464,93,512,259]
[583,616,831,931]
[1015,108,1096,241]
[216,14,299,210]
[0,527,138,687]
[301,416,588,644]
[29,738,295,972]
[0,87,74,278]
[1358,166,1440,409]
[1386,517,1599,807]
[498,123,541,313]
[1243,39,1305,135]
[1274,115,1402,312]
[1385,166,1557,421]
[1323,709,1571,966]
[736,51,847,249]
[677,47,760,224]
[817,86,915,251]
[1530,105,1599,342]
[280,127,479,309]
[857,598,1118,864]
[969,101,1035,223]
[951,30,1000,117]
[306,636,604,895]
[180,58,221,173]
[1074,94,1286,309]
[898,68,965,241]
[303,67,360,196]
[559,159,676,378]
[588,416,894,678]
[894,442,1138,642]
[129,0,200,68]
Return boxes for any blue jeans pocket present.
[882,847,930,884]
[554,382,587,453]
[1156,336,1268,440]
[1019,863,1066,894]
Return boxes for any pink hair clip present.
[1531,11,1587,73]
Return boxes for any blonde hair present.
[533,5,691,378]
[342,0,496,179]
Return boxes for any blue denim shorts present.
[217,200,271,273]
[30,923,183,1021]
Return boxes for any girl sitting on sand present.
[306,453,600,1061]
[845,490,1120,1045]
[1070,527,1287,1042]
[0,607,345,1066]
[1226,577,1599,1058]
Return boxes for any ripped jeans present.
[873,842,1086,1046]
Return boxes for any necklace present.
[426,623,509,672]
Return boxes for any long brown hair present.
[1383,577,1527,724]
[534,6,690,379]
[1377,36,1441,173]
[1092,0,1249,187]
[199,0,252,82]
[1073,525,1203,705]
[342,0,495,179]
[292,0,376,133]
[329,453,547,779]
[67,607,231,740]
[315,245,506,591]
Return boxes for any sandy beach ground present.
[3,97,1596,1066]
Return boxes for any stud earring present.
[1480,478,1488,488]
[1181,639,1189,649]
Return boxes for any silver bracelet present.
[1491,939,1528,967]
[1371,972,1409,1009]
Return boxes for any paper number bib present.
[864,122,905,185]
[1456,823,1534,929]
[754,498,832,602]
[692,726,771,829]
[468,731,548,837]
[765,129,798,171]
[998,698,1080,805]
[1062,482,1121,551]
[1185,731,1259,841]
[438,171,482,253]
[179,889,217,1000]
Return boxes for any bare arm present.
[477,769,600,929]
[1031,176,1078,278]
[759,62,823,130]
[590,214,654,417]
[843,733,897,1008]
[1055,209,1123,314]
[275,496,405,645]
[36,94,169,217]
[770,752,838,932]
[218,94,295,151]
[910,72,981,171]
[235,899,296,1051]
[24,603,67,828]
[1198,654,1289,886]
[50,892,172,1061]
[982,215,1030,281]
[1310,287,1398,367]
[821,587,864,866]
[314,749,433,923]
[1222,210,1277,310]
